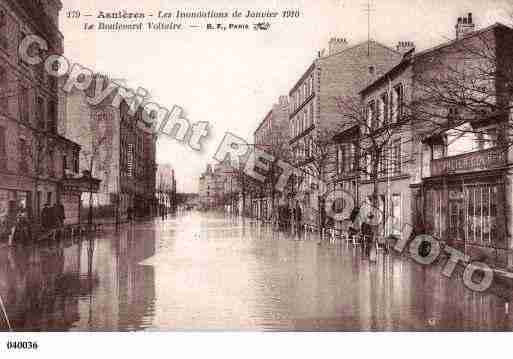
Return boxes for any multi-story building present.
[288,37,402,227]
[253,95,289,220]
[63,80,157,221]
[0,0,98,237]
[198,160,242,211]
[198,164,223,209]
[353,14,513,267]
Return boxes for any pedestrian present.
[41,202,51,232]
[295,203,302,234]
[361,216,374,257]
[54,200,65,227]
[13,209,31,245]
[127,206,133,222]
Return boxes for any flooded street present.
[0,211,512,331]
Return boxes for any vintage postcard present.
[0,0,513,356]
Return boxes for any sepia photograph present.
[1,0,513,356]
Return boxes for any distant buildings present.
[156,163,176,212]
[198,161,239,211]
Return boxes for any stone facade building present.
[63,84,157,221]
[288,38,402,227]
[0,0,98,238]
[344,15,513,267]
[252,95,289,220]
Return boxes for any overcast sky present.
[60,0,511,192]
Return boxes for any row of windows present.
[337,139,403,179]
[0,68,57,132]
[366,83,404,130]
[290,101,314,139]
[292,135,314,162]
[0,127,78,175]
[290,73,315,112]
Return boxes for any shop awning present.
[61,171,101,194]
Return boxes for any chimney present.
[455,12,475,39]
[396,41,415,54]
[328,37,348,55]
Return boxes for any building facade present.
[346,15,513,267]
[288,38,402,227]
[253,95,289,220]
[63,83,157,221]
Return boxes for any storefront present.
[423,176,506,249]
[421,147,508,250]
[61,173,101,225]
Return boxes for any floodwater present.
[0,211,512,331]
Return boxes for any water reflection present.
[0,212,512,331]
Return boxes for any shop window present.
[465,184,498,245]
[389,194,402,236]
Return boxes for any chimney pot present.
[328,37,349,55]
[456,12,476,39]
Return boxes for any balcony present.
[431,147,507,177]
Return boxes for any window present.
[19,32,28,65]
[36,97,45,129]
[378,147,387,177]
[127,143,134,177]
[362,153,372,180]
[478,127,498,150]
[73,151,79,173]
[310,75,314,94]
[337,143,356,174]
[393,84,404,122]
[310,102,314,126]
[47,149,54,176]
[0,10,7,50]
[47,100,56,132]
[391,139,402,175]
[0,126,5,168]
[367,100,376,130]
[381,92,389,125]
[0,67,6,111]
[389,194,402,236]
[18,138,28,173]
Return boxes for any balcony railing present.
[431,147,507,177]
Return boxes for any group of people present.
[1,201,65,246]
[40,201,66,232]
[276,202,302,233]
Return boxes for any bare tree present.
[336,94,415,237]
[76,113,109,225]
